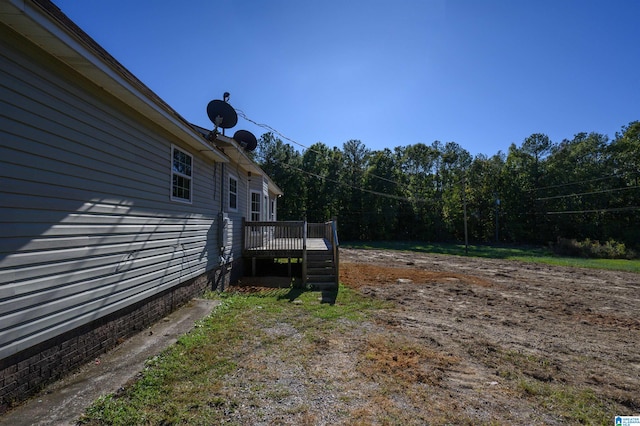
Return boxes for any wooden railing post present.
[241,217,246,252]
[332,219,339,288]
[302,220,308,286]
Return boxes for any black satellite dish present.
[206,99,237,129]
[233,130,258,151]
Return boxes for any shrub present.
[552,237,636,259]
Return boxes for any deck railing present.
[242,219,339,287]
[243,220,306,252]
[242,219,339,253]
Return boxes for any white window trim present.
[250,190,262,222]
[170,144,193,204]
[228,173,239,212]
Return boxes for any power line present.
[529,172,639,192]
[279,162,430,204]
[236,108,406,188]
[235,108,640,219]
[545,206,640,215]
[536,185,640,201]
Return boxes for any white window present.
[171,145,192,203]
[228,175,238,211]
[250,191,261,221]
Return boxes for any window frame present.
[228,173,238,212]
[250,190,262,222]
[170,145,193,204]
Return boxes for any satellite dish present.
[233,130,258,151]
[206,100,237,129]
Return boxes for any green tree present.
[439,142,472,241]
[301,142,333,222]
[255,133,304,220]
[466,153,506,242]
[606,122,640,246]
[363,148,402,240]
[501,134,553,243]
[545,132,610,241]
[340,140,370,240]
[395,143,440,240]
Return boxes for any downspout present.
[215,162,230,290]
[220,163,225,214]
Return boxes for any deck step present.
[307,274,335,282]
[305,250,337,289]
[308,282,338,291]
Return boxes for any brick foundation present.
[0,262,238,414]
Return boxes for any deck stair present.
[305,250,337,290]
[243,219,339,291]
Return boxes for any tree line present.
[254,121,640,250]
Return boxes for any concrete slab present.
[0,298,220,426]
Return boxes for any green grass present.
[78,286,387,425]
[343,240,640,273]
[518,379,614,425]
[78,281,630,425]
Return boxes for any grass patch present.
[78,285,385,425]
[78,279,629,425]
[518,379,614,425]
[343,240,640,273]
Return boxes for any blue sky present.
[54,0,639,157]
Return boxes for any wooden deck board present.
[243,237,330,254]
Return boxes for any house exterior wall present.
[221,165,248,283]
[0,21,226,410]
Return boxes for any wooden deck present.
[242,220,339,288]
[243,237,330,257]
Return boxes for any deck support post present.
[251,257,256,277]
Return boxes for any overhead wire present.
[235,108,639,217]
[536,185,640,201]
[545,206,640,215]
[528,172,639,192]
[279,162,430,204]
[236,108,406,188]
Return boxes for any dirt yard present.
[338,248,640,423]
[6,248,638,424]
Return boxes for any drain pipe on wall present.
[215,162,231,290]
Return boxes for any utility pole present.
[495,194,500,243]
[463,178,468,254]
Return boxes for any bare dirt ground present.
[336,248,640,423]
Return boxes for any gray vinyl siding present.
[223,166,248,260]
[0,31,220,360]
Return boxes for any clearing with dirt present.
[73,247,640,425]
[335,248,640,424]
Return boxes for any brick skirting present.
[0,259,241,415]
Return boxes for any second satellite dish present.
[206,100,237,129]
[233,130,258,151]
